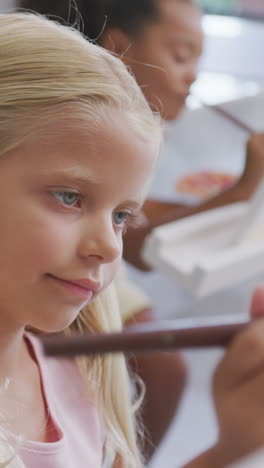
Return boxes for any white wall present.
[0,0,15,12]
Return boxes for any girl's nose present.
[77,218,121,264]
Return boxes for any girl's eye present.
[113,211,129,226]
[174,55,188,64]
[51,191,81,207]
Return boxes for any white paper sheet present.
[228,449,264,468]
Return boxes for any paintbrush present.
[41,319,250,357]
[191,94,254,133]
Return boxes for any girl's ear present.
[100,27,131,55]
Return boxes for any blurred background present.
[199,0,264,18]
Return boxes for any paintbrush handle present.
[212,104,253,133]
[191,94,254,133]
[41,321,249,357]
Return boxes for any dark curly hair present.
[18,0,160,42]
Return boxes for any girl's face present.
[120,1,203,120]
[0,112,157,333]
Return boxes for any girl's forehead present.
[158,0,202,33]
[17,113,158,166]
[147,1,203,55]
[137,1,203,51]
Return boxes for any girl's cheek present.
[108,257,123,283]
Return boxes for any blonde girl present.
[0,12,161,467]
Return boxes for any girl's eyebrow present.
[43,169,142,208]
[43,168,101,187]
[170,37,203,55]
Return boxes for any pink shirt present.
[17,333,104,468]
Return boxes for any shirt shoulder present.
[20,332,104,468]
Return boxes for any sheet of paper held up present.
[219,91,264,134]
[142,191,264,297]
[142,90,264,297]
[231,179,264,245]
[150,90,264,205]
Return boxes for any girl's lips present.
[47,274,98,300]
[66,277,101,292]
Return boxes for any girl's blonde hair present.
[0,12,162,468]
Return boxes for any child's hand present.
[250,285,264,319]
[240,133,264,196]
[211,318,264,466]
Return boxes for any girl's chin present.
[164,105,185,121]
[28,311,82,335]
